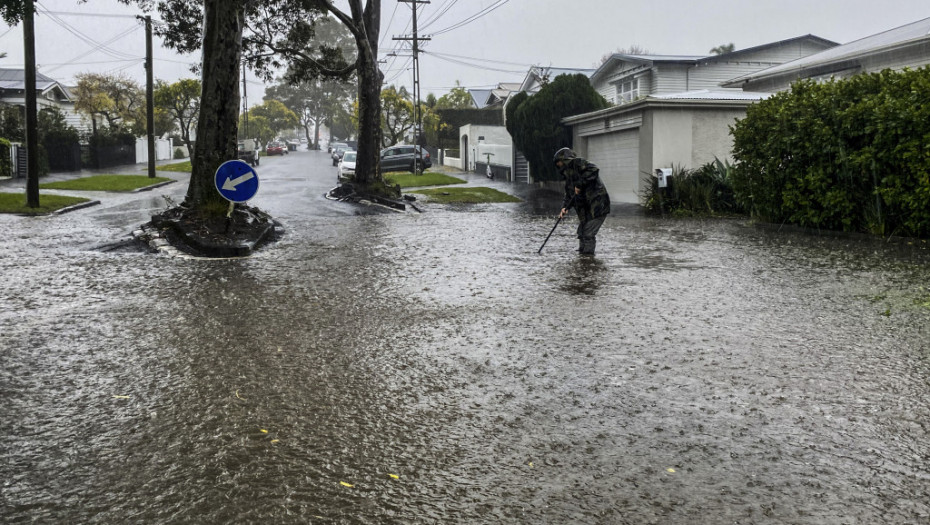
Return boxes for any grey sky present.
[2,0,928,103]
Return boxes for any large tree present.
[380,85,414,147]
[117,0,386,212]
[72,72,146,135]
[507,74,609,182]
[153,78,201,154]
[248,99,299,140]
[266,77,352,148]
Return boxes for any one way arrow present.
[222,171,255,191]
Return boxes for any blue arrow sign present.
[214,160,259,203]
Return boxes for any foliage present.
[174,147,186,159]
[0,192,89,214]
[0,137,11,177]
[39,174,173,191]
[383,172,465,188]
[38,107,79,173]
[709,43,736,55]
[507,74,609,182]
[381,85,414,147]
[435,83,473,109]
[0,104,24,142]
[247,99,299,139]
[642,159,740,216]
[72,73,146,134]
[154,78,200,152]
[730,67,930,237]
[114,0,385,210]
[412,186,521,204]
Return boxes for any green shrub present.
[174,147,186,159]
[0,138,11,178]
[643,159,740,216]
[731,67,930,237]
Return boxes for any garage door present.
[586,130,640,203]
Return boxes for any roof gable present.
[724,16,930,85]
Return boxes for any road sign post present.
[215,159,260,221]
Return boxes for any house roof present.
[469,89,493,108]
[650,89,772,101]
[0,68,69,97]
[592,35,839,83]
[519,66,596,92]
[723,16,930,86]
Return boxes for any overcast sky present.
[1,0,928,103]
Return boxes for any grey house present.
[722,16,930,92]
[0,68,87,132]
[566,36,839,203]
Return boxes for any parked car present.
[331,142,349,166]
[266,142,286,156]
[237,139,259,166]
[380,144,432,172]
[337,150,357,182]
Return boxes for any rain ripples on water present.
[1,189,929,523]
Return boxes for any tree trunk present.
[186,0,243,211]
[348,0,382,186]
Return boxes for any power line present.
[379,1,400,48]
[418,0,459,30]
[37,10,140,19]
[427,50,531,68]
[43,24,140,74]
[427,0,511,37]
[423,50,526,74]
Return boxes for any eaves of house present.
[722,16,930,88]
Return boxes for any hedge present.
[730,67,930,237]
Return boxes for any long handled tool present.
[538,215,563,254]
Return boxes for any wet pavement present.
[1,149,929,524]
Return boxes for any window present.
[620,78,639,103]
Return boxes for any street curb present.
[54,200,101,215]
[132,225,198,260]
[132,180,176,193]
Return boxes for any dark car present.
[331,142,349,166]
[266,142,286,156]
[379,145,432,172]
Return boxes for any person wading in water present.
[554,147,611,256]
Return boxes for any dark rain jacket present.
[560,157,611,221]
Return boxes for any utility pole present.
[144,15,155,178]
[394,0,430,174]
[242,64,249,139]
[23,0,39,207]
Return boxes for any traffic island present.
[139,204,283,258]
[326,182,417,212]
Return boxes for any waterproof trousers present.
[576,215,606,255]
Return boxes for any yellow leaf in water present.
[340,481,354,488]
[235,390,245,400]
[528,462,534,468]
[112,395,131,399]
[667,468,676,473]
[260,429,268,434]
[388,474,399,479]
[270,439,279,444]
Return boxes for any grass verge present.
[39,174,173,192]
[157,161,192,172]
[0,192,90,214]
[384,171,465,188]
[412,187,521,204]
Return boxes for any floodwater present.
[1,151,929,524]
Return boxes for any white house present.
[722,16,930,92]
[0,68,88,132]
[566,35,840,203]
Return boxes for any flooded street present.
[2,150,929,524]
